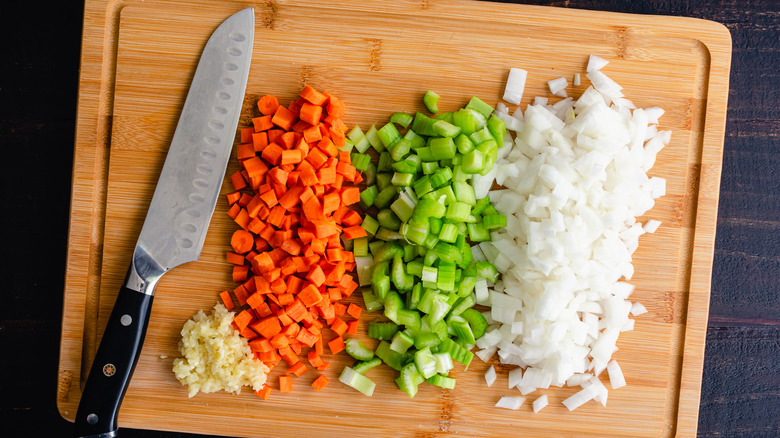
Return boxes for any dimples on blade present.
[136,8,253,272]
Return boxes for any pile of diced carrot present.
[220,86,367,398]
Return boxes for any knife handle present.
[74,280,154,438]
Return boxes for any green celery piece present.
[389,331,415,354]
[384,290,404,324]
[377,341,408,371]
[437,337,474,369]
[371,260,391,299]
[413,199,446,221]
[487,113,507,145]
[362,288,384,312]
[449,317,476,344]
[429,293,453,321]
[359,185,378,209]
[412,112,437,137]
[430,167,453,188]
[401,218,429,245]
[465,96,494,118]
[391,111,414,128]
[414,331,442,349]
[377,151,394,172]
[377,209,402,231]
[351,153,371,171]
[396,363,423,398]
[347,125,366,143]
[476,260,500,283]
[414,347,438,379]
[352,357,382,374]
[451,108,481,136]
[450,294,476,317]
[434,111,453,123]
[428,216,443,236]
[421,161,439,175]
[434,185,456,205]
[422,232,439,251]
[471,197,491,215]
[373,185,397,209]
[377,122,402,149]
[423,90,441,113]
[429,137,457,160]
[376,172,393,191]
[460,308,488,339]
[407,260,424,277]
[345,338,375,361]
[389,138,412,162]
[363,161,377,186]
[435,241,462,265]
[467,222,491,242]
[453,181,476,205]
[483,214,507,230]
[436,265,457,293]
[407,282,422,309]
[457,274,477,297]
[445,201,472,222]
[413,175,434,198]
[368,322,399,341]
[361,215,379,236]
[373,241,404,263]
[433,119,462,138]
[416,146,435,162]
[390,192,416,222]
[365,124,384,152]
[470,126,494,146]
[353,237,369,257]
[339,366,376,396]
[482,203,499,216]
[417,288,438,314]
[454,133,475,154]
[397,309,422,332]
[403,242,417,263]
[404,128,427,149]
[391,172,414,187]
[461,149,485,174]
[392,159,416,174]
[391,254,414,292]
[427,374,456,390]
[438,222,458,243]
[368,239,387,257]
[375,227,403,241]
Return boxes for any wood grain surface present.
[1,1,777,438]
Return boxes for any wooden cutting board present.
[58,0,731,436]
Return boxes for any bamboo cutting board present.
[58,0,731,436]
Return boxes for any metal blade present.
[128,8,254,293]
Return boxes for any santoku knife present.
[74,8,254,438]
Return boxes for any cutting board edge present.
[57,0,734,434]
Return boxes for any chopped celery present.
[365,124,384,152]
[460,308,488,339]
[432,120,461,138]
[361,288,384,312]
[360,185,378,209]
[426,374,456,389]
[352,357,382,374]
[391,111,414,128]
[483,213,507,230]
[376,340,407,371]
[465,96,494,118]
[377,209,402,231]
[390,331,415,354]
[411,112,437,137]
[423,90,440,113]
[339,366,376,396]
[373,186,397,209]
[377,122,402,149]
[368,322,399,341]
[361,215,379,236]
[414,347,437,379]
[391,172,414,187]
[429,137,457,160]
[345,338,375,361]
[396,363,423,398]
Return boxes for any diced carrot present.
[272,105,297,131]
[347,303,362,319]
[279,375,293,393]
[311,375,329,392]
[255,385,272,400]
[286,361,308,377]
[299,284,323,307]
[343,225,367,239]
[346,319,359,336]
[299,85,328,106]
[257,95,280,116]
[219,290,235,311]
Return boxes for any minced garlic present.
[173,303,269,397]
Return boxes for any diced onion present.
[533,394,549,413]
[483,54,668,412]
[485,365,497,387]
[495,396,526,410]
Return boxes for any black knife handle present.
[74,280,154,438]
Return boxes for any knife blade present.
[74,8,254,438]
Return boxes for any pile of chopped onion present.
[477,55,669,411]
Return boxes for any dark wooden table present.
[1,1,776,437]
